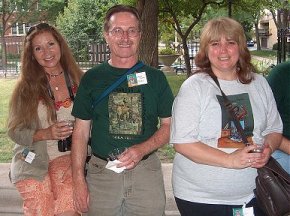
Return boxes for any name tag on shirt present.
[20,148,36,164]
[233,206,254,216]
[127,72,147,87]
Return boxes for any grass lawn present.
[250,50,277,58]
[0,79,17,162]
[166,74,186,96]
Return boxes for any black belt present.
[92,153,108,161]
[92,152,151,162]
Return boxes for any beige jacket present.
[9,101,73,184]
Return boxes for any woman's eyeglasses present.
[26,23,51,36]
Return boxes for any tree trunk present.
[254,21,261,51]
[1,1,7,78]
[136,0,159,67]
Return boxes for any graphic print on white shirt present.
[217,93,254,148]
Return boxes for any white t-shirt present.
[170,73,282,205]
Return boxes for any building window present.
[11,23,31,35]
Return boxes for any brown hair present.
[8,23,83,132]
[195,17,256,83]
[103,4,142,32]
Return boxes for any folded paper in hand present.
[105,160,126,173]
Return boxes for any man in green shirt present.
[71,4,174,215]
[267,61,290,174]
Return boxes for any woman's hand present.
[33,121,73,142]
[48,121,73,140]
[228,144,271,169]
[250,144,272,168]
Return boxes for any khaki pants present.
[85,152,166,216]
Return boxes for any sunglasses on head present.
[26,23,51,36]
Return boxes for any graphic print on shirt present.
[108,92,142,137]
[217,93,254,148]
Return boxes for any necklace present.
[49,83,60,91]
[46,71,63,91]
[46,71,63,78]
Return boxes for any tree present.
[120,0,159,66]
[269,0,289,62]
[122,0,224,72]
[0,0,38,76]
[233,0,288,56]
[204,0,276,51]
[136,0,159,66]
[160,0,223,77]
[233,0,271,51]
[38,0,66,24]
[56,0,117,61]
[0,0,64,77]
[57,0,159,65]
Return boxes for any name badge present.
[127,72,148,87]
[233,208,243,216]
[233,206,254,216]
[20,148,36,164]
[243,207,254,216]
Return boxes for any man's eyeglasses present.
[109,27,140,38]
[26,23,50,36]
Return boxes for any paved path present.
[0,163,180,216]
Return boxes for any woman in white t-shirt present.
[170,17,282,216]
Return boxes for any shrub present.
[272,42,290,52]
[159,47,177,55]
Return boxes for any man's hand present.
[71,118,91,213]
[117,145,146,169]
[73,177,89,213]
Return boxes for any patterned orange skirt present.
[15,154,76,216]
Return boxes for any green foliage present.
[159,48,177,55]
[272,42,290,52]
[6,53,20,60]
[252,59,275,77]
[250,50,276,76]
[1,1,35,32]
[56,0,117,59]
[119,0,136,5]
[2,0,64,24]
[159,23,175,47]
[38,0,66,24]
[157,144,175,162]
[158,0,215,74]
